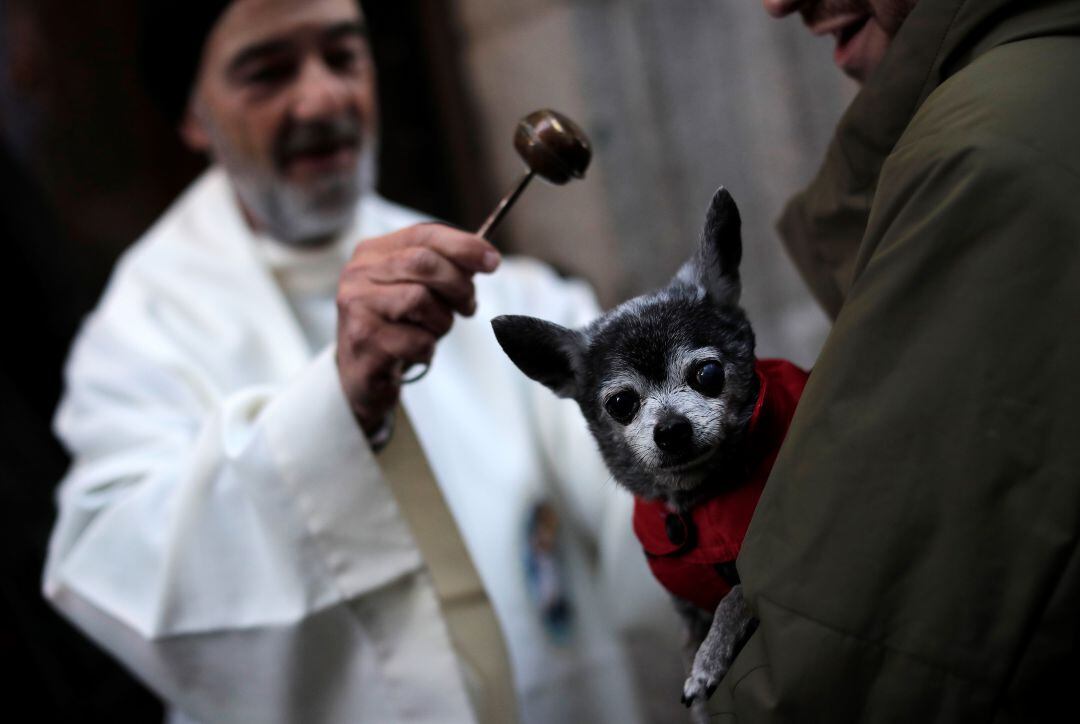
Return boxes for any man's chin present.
[283,146,360,184]
[250,176,361,246]
[834,17,892,84]
[306,170,364,210]
[234,145,376,245]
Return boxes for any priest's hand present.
[335,223,501,435]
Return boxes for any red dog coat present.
[632,358,808,611]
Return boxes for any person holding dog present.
[713,0,1080,720]
[41,1,684,722]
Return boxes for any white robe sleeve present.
[41,268,473,722]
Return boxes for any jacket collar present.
[777,0,1080,318]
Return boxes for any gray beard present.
[231,146,378,247]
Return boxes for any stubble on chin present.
[254,148,376,245]
[225,141,378,246]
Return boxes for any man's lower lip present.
[284,146,358,175]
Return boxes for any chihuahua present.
[492,188,808,708]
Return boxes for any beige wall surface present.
[452,0,855,370]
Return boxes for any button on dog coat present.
[632,359,808,612]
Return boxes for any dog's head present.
[493,188,758,501]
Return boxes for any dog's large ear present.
[685,187,742,306]
[491,315,587,399]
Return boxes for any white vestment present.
[44,168,683,724]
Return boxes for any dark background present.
[0,0,489,718]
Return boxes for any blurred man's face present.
[183,0,376,245]
[762,0,918,83]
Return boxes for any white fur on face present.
[600,345,739,478]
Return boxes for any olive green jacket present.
[715,1,1080,722]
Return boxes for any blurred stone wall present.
[449,0,855,369]
[442,12,855,709]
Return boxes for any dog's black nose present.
[654,415,693,453]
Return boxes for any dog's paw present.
[680,632,735,707]
[680,669,721,707]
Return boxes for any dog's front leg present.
[681,584,757,707]
[671,597,714,724]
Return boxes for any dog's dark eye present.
[604,390,640,424]
[691,361,725,397]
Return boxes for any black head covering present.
[137,0,233,124]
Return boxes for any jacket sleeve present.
[40,273,462,721]
[713,131,1080,721]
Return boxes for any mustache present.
[274,115,362,167]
